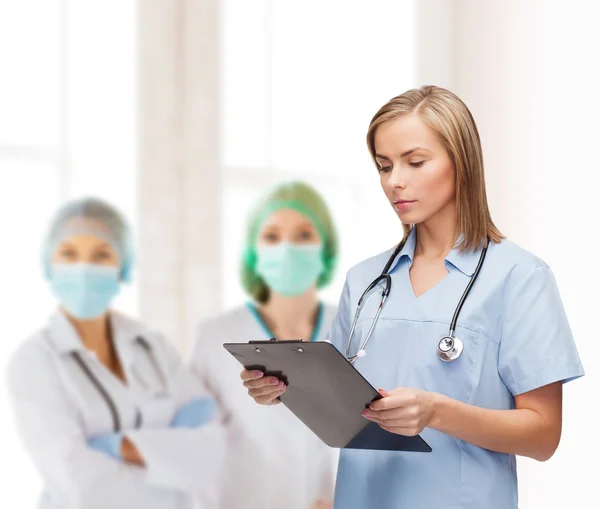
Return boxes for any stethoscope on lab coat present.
[346,237,488,363]
[71,337,168,432]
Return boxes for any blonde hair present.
[366,85,504,251]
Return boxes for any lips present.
[393,199,416,211]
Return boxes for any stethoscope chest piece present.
[437,336,463,362]
[345,236,488,363]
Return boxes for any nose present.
[388,165,408,189]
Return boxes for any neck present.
[62,309,111,353]
[258,288,320,340]
[414,202,459,259]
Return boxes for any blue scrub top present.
[325,228,584,509]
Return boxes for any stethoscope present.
[71,336,168,432]
[345,237,488,364]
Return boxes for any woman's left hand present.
[362,388,437,436]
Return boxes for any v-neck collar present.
[386,227,485,277]
[48,310,145,388]
[48,311,142,355]
[246,301,324,342]
[405,264,453,301]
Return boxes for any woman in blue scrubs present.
[240,86,584,509]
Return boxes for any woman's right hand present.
[240,369,286,405]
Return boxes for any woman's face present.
[52,234,120,269]
[256,208,321,247]
[374,113,456,226]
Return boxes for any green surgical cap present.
[241,181,338,303]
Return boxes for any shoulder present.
[349,239,550,274]
[196,305,255,342]
[190,306,256,377]
[478,240,566,318]
[486,238,552,283]
[110,311,170,349]
[196,306,252,337]
[489,238,548,268]
[349,246,396,274]
[110,313,187,372]
[6,328,59,389]
[191,305,253,359]
[344,246,398,287]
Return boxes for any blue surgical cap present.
[42,197,134,282]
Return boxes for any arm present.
[123,334,226,492]
[365,383,562,461]
[366,263,583,462]
[6,342,178,509]
[431,382,562,460]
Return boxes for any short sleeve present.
[498,264,584,396]
[323,274,352,354]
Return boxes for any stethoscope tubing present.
[346,237,488,363]
[71,336,166,432]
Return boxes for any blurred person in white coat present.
[6,197,225,509]
[191,181,339,509]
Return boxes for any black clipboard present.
[223,339,431,452]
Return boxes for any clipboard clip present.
[248,337,304,344]
[248,337,278,344]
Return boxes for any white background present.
[0,1,597,508]
[0,1,138,505]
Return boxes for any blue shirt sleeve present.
[324,275,352,354]
[498,263,584,396]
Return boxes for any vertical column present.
[137,0,184,346]
[181,0,221,354]
[138,0,221,352]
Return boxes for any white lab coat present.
[190,304,339,509]
[6,311,225,509]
